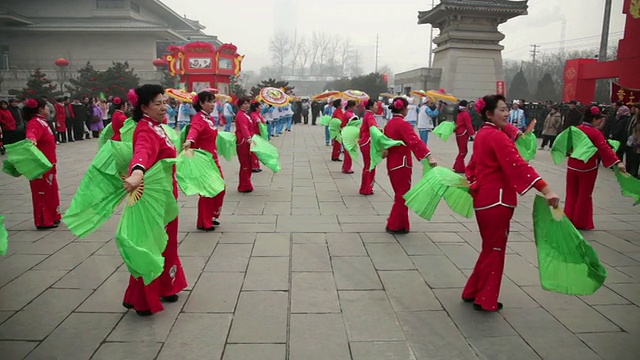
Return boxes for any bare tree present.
[325,35,342,77]
[269,31,292,77]
[349,49,364,77]
[298,38,312,77]
[339,37,353,77]
[313,32,332,77]
[290,34,304,76]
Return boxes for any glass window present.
[0,45,9,71]
[96,0,125,9]
[130,2,140,13]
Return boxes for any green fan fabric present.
[179,124,190,148]
[369,126,404,171]
[341,126,360,160]
[116,159,179,285]
[161,124,181,150]
[532,195,607,295]
[319,115,332,126]
[516,132,538,162]
[433,121,456,142]
[615,167,640,205]
[608,139,621,153]
[2,160,21,178]
[347,119,362,127]
[250,135,281,173]
[63,140,133,238]
[0,216,7,256]
[259,122,269,140]
[404,166,473,220]
[550,127,597,165]
[4,139,53,180]
[119,118,136,143]
[329,118,342,142]
[98,123,114,148]
[550,128,571,164]
[216,131,237,161]
[422,159,433,176]
[176,149,225,197]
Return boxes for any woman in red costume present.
[54,98,67,143]
[453,100,475,173]
[235,97,254,193]
[340,100,356,174]
[250,101,264,173]
[183,90,226,232]
[384,97,438,234]
[565,106,626,230]
[330,99,344,162]
[463,94,559,312]
[122,85,187,316]
[24,98,61,230]
[110,97,127,141]
[359,99,379,195]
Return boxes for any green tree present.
[160,70,178,89]
[230,75,248,98]
[508,69,531,101]
[534,73,559,102]
[65,62,101,99]
[250,78,294,97]
[324,72,389,99]
[101,62,140,99]
[22,68,62,99]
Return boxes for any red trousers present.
[342,150,352,173]
[331,139,341,160]
[197,162,225,228]
[237,142,253,192]
[564,168,597,230]
[453,134,469,173]
[463,205,514,311]
[29,167,60,228]
[123,217,188,314]
[251,153,260,170]
[359,143,375,194]
[386,166,412,231]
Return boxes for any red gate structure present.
[563,0,639,104]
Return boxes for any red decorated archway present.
[563,0,639,104]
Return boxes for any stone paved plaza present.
[1,123,639,360]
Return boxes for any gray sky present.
[161,0,626,74]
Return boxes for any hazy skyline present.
[161,0,627,74]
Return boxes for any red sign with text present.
[611,82,640,105]
[496,80,506,96]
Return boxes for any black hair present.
[332,99,342,108]
[615,101,623,107]
[192,90,215,112]
[0,100,8,107]
[132,84,165,122]
[345,100,356,110]
[582,106,603,123]
[112,98,125,110]
[250,101,262,113]
[389,97,408,114]
[479,94,507,122]
[459,100,468,107]
[236,97,251,108]
[22,97,47,121]
[63,96,69,101]
[364,99,376,110]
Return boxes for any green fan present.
[404,166,473,220]
[98,123,114,148]
[532,195,607,295]
[161,124,181,150]
[120,118,136,143]
[347,119,362,127]
[0,215,8,255]
[63,140,133,238]
[116,159,179,285]
[329,118,342,142]
[615,167,640,205]
[176,149,225,197]
[319,115,332,126]
[258,122,269,140]
[608,139,621,153]
[422,158,433,176]
[550,127,597,165]
[516,132,537,162]
[216,131,237,161]
[341,126,360,160]
[179,124,190,148]
[4,139,53,180]
[433,121,455,142]
[369,126,404,171]
[550,128,571,164]
[250,135,281,173]
[2,160,21,178]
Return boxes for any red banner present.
[496,80,506,96]
[611,82,640,104]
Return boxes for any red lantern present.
[382,74,389,84]
[152,58,167,67]
[55,58,70,67]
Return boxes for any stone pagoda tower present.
[418,0,528,100]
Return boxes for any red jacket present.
[111,110,127,141]
[26,115,57,164]
[568,123,620,172]
[129,115,177,175]
[342,110,356,128]
[54,103,66,132]
[332,108,344,125]
[0,109,16,131]
[466,122,545,210]
[383,114,430,171]
[455,110,475,137]
[235,110,253,145]
[359,110,378,146]
[250,111,264,136]
[186,111,219,161]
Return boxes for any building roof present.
[418,0,528,25]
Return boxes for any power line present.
[530,44,540,64]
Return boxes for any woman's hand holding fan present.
[124,170,144,193]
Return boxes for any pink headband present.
[475,98,486,114]
[127,89,139,107]
[393,99,405,110]
[112,97,122,105]
[192,94,199,104]
[25,98,38,109]
[590,106,600,116]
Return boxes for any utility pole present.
[375,34,379,73]
[530,44,540,65]
[428,0,435,67]
[599,0,613,61]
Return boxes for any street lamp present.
[54,57,70,95]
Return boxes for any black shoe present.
[462,297,475,303]
[36,224,59,230]
[0,146,5,155]
[197,226,216,232]
[54,220,61,225]
[238,189,253,193]
[122,302,133,309]
[331,158,342,162]
[342,171,354,174]
[252,169,262,173]
[385,228,409,235]
[473,302,503,312]
[213,220,220,226]
[161,294,179,303]
[136,310,153,317]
